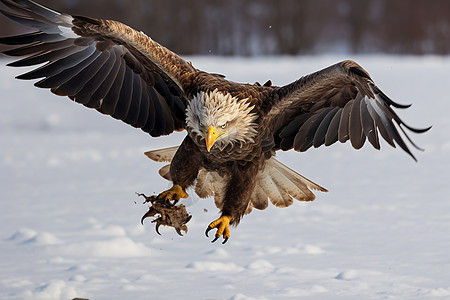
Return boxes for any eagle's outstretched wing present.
[0,0,196,136]
[266,60,431,160]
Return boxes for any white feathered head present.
[186,89,258,151]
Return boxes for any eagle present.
[0,0,430,244]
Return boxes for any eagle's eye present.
[221,122,228,129]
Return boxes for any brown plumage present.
[0,0,430,244]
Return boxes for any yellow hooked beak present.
[205,126,222,152]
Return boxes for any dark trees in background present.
[1,0,449,55]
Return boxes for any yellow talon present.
[205,215,231,244]
[158,184,188,203]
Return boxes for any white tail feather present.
[158,164,172,180]
[245,158,327,214]
[268,158,328,193]
[144,146,179,162]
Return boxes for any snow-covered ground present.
[0,55,449,300]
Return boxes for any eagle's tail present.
[246,158,328,214]
[145,146,179,163]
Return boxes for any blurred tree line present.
[1,0,449,55]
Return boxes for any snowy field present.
[0,55,449,300]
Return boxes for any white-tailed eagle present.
[0,0,430,243]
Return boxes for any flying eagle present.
[0,0,429,243]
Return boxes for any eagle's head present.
[186,89,258,152]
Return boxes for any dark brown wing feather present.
[0,0,196,136]
[266,60,430,160]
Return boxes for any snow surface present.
[0,55,449,300]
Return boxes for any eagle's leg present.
[158,136,202,206]
[205,216,231,244]
[157,184,188,205]
[205,161,258,244]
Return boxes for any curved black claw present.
[140,211,153,225]
[155,223,162,235]
[206,227,229,244]
[175,227,183,236]
[210,234,228,244]
[185,215,193,224]
[205,226,213,238]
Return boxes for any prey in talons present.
[138,193,192,236]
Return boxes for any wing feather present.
[360,98,380,149]
[88,50,122,108]
[349,93,366,149]
[293,114,317,151]
[98,56,126,115]
[267,60,430,160]
[37,45,100,89]
[123,72,143,126]
[338,100,353,143]
[4,39,76,58]
[365,99,394,147]
[0,8,59,33]
[7,43,77,66]
[0,0,196,137]
[324,108,342,146]
[112,65,134,120]
[296,108,333,152]
[17,44,93,80]
[312,106,339,148]
[1,0,73,24]
[146,86,166,135]
[0,32,64,45]
[55,51,111,96]
[74,48,116,105]
[135,86,150,128]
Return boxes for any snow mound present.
[56,237,152,258]
[246,259,275,274]
[1,277,33,288]
[8,229,62,245]
[68,275,87,282]
[427,287,450,297]
[278,285,329,297]
[66,264,97,272]
[335,269,359,281]
[203,248,230,258]
[8,228,38,242]
[302,244,326,254]
[89,224,127,237]
[228,293,268,300]
[186,261,244,272]
[33,280,79,300]
[23,232,63,245]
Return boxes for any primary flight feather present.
[0,0,430,243]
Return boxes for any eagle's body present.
[0,0,429,243]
